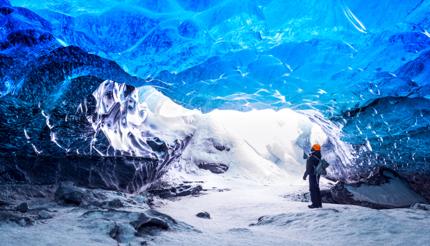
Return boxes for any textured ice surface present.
[1,0,430,183]
[7,0,428,109]
[1,2,430,245]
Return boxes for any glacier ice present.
[0,0,430,191]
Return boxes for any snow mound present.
[344,171,427,208]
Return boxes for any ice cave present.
[0,0,429,245]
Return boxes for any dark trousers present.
[309,174,322,206]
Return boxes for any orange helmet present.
[311,144,321,151]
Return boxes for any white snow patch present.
[153,182,430,246]
[346,172,426,207]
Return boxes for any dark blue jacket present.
[303,151,321,178]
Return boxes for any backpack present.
[314,156,330,176]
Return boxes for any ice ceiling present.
[1,0,430,180]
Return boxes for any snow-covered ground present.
[0,176,429,246]
[153,179,430,246]
[0,206,117,246]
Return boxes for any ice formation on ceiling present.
[1,0,429,187]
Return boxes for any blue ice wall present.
[2,0,430,175]
[7,0,429,111]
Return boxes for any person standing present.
[303,144,322,208]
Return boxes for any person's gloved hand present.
[303,175,307,180]
[303,152,308,159]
